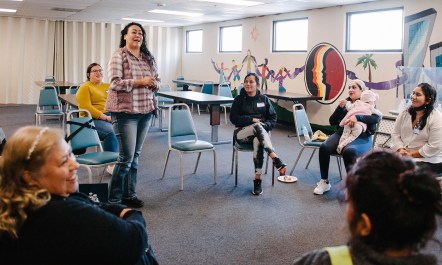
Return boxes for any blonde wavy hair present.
[0,126,64,238]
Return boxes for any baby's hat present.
[361,90,379,103]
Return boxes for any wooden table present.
[58,94,78,109]
[157,91,234,144]
[35,81,75,94]
[172,79,221,94]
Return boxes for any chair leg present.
[213,150,217,184]
[161,150,172,179]
[264,154,269,174]
[235,149,239,186]
[337,157,343,180]
[289,147,305,176]
[231,148,235,175]
[305,149,317,169]
[272,165,275,186]
[194,152,202,174]
[180,154,184,191]
[197,105,201,115]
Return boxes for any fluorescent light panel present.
[195,0,263,6]
[122,18,164,23]
[149,9,203,17]
[0,8,16,13]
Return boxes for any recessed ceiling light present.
[148,9,203,17]
[0,8,16,13]
[195,0,263,6]
[122,18,164,23]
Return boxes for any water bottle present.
[302,125,311,141]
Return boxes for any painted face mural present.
[305,43,346,104]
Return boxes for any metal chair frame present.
[289,104,343,179]
[161,103,217,190]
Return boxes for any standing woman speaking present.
[106,22,159,208]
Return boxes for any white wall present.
[181,0,442,125]
[0,19,182,104]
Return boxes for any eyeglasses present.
[348,85,359,90]
[91,69,103,73]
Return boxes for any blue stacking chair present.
[176,76,185,91]
[157,84,175,132]
[35,86,64,127]
[66,110,118,183]
[290,104,343,179]
[161,103,217,190]
[197,81,214,115]
[218,82,233,124]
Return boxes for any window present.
[219,25,242,53]
[346,8,403,52]
[272,18,308,52]
[186,29,203,53]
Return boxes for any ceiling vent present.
[51,7,82,13]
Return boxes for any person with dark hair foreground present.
[230,73,288,195]
[0,126,158,265]
[293,151,442,265]
[392,82,442,174]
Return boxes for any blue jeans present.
[319,132,372,180]
[94,118,118,152]
[108,112,153,203]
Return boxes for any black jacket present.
[0,192,149,265]
[229,88,276,131]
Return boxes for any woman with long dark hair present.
[106,22,160,208]
[392,82,442,174]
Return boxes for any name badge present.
[257,102,265,108]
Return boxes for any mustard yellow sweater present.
[76,81,110,119]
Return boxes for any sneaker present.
[314,179,331,195]
[106,164,115,175]
[273,157,287,175]
[252,179,263,195]
[122,197,144,208]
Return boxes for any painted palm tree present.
[356,54,378,82]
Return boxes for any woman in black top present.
[230,73,287,195]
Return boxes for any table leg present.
[209,104,231,145]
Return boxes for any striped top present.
[105,46,159,114]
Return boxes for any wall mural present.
[210,8,440,109]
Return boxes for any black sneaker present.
[122,197,144,208]
[252,179,263,195]
[273,157,287,175]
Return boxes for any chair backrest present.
[237,83,244,94]
[158,84,174,104]
[38,87,60,108]
[201,81,214,95]
[218,83,232,98]
[67,85,79,94]
[66,110,102,151]
[293,104,313,145]
[168,104,197,144]
[176,76,184,89]
[373,115,396,150]
[45,76,55,82]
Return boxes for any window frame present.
[272,17,308,53]
[219,25,242,53]
[186,29,203,53]
[345,7,403,53]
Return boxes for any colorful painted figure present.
[242,49,257,74]
[273,67,289,92]
[257,58,270,91]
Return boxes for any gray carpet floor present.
[1,104,441,265]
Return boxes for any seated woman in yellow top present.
[76,63,117,153]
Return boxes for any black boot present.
[273,157,287,175]
[252,179,263,195]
